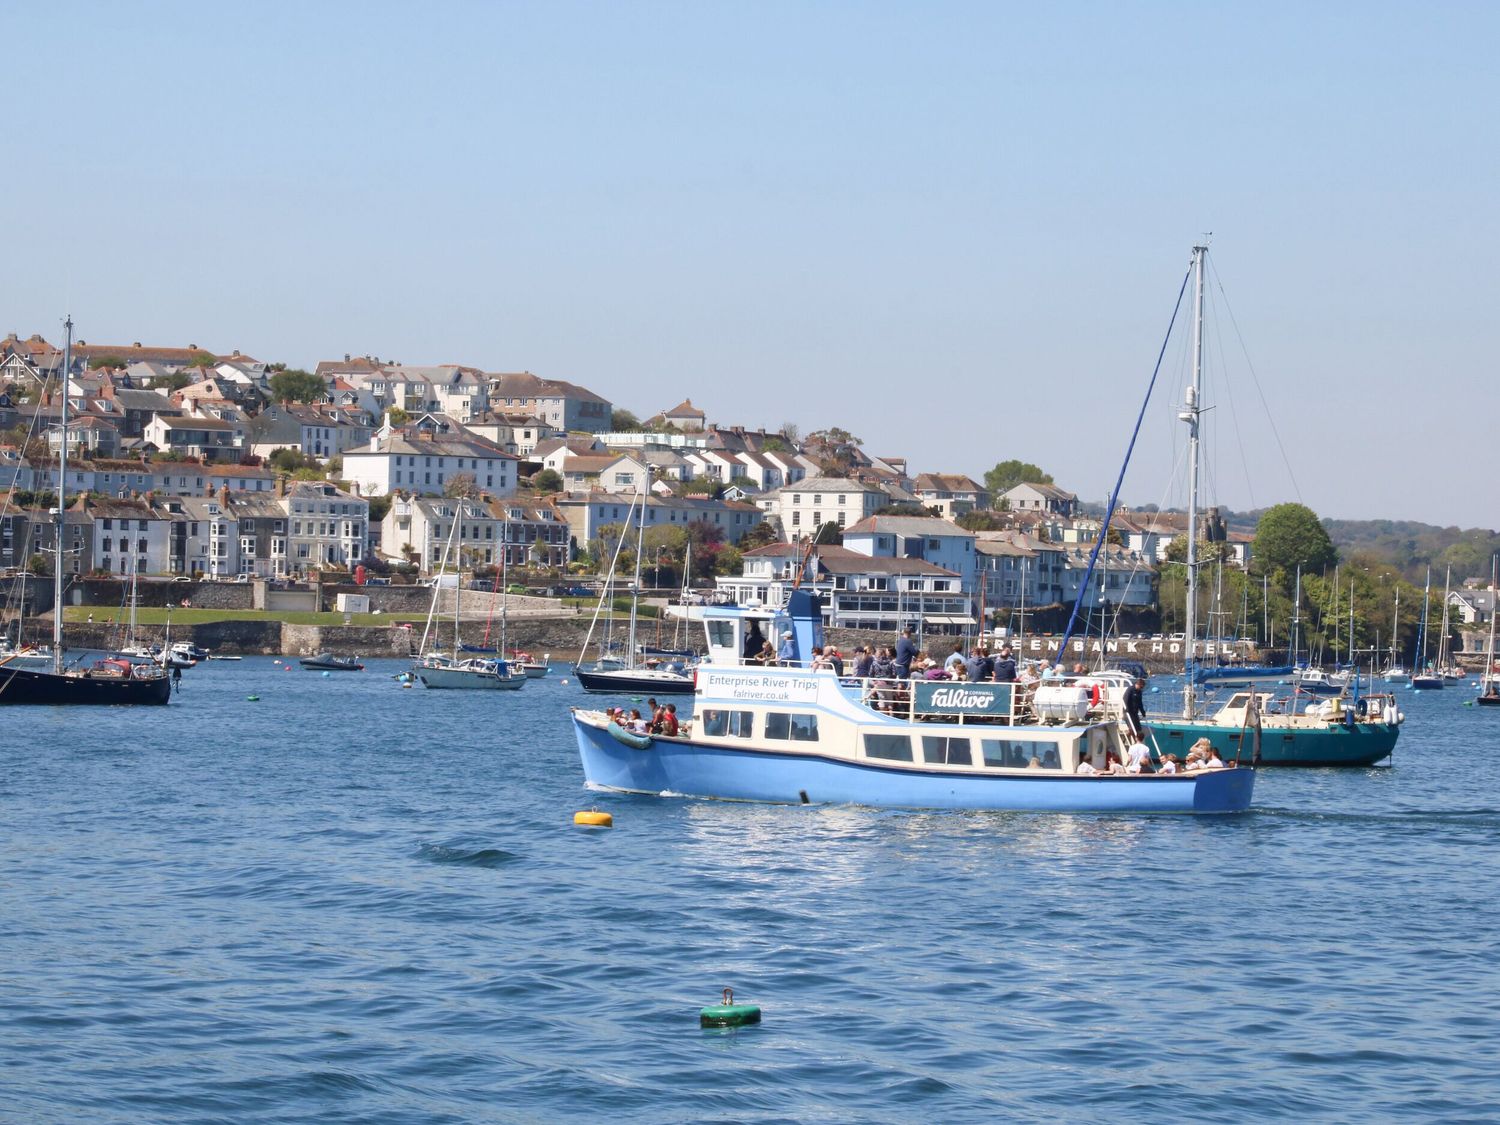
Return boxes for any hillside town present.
[0,330,1391,639]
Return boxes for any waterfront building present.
[910,473,989,518]
[715,542,976,634]
[552,491,766,558]
[488,371,612,433]
[342,430,518,498]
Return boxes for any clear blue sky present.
[5,2,1496,527]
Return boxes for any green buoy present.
[246,695,260,702]
[700,987,760,1028]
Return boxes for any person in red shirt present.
[659,703,680,737]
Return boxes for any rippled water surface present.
[2,660,1498,1123]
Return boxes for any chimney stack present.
[275,474,287,498]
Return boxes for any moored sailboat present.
[1104,246,1400,764]
[574,490,694,695]
[0,316,170,706]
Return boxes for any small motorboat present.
[299,652,365,672]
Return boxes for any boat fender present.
[607,721,653,750]
[700,988,761,1028]
[574,810,613,828]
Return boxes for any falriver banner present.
[913,681,1014,717]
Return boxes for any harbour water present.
[2,660,1497,1122]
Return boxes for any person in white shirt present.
[1157,754,1179,775]
[1125,740,1153,774]
[1076,756,1101,776]
[1203,747,1226,769]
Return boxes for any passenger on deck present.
[894,627,918,679]
[627,708,649,735]
[1203,747,1226,769]
[1157,753,1179,774]
[1125,739,1153,774]
[1183,738,1212,771]
[943,646,967,678]
[811,647,835,672]
[993,646,1017,683]
[1076,754,1101,776]
[659,703,679,736]
[1105,749,1128,775]
[826,646,845,676]
[1041,663,1064,682]
[852,646,874,679]
[777,630,797,666]
[743,621,766,662]
[964,650,986,682]
[1122,677,1148,739]
[756,640,776,665]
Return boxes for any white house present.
[1002,482,1078,517]
[342,431,519,498]
[770,476,890,541]
[717,543,976,634]
[842,514,978,594]
[142,413,246,463]
[283,481,368,573]
[86,498,172,576]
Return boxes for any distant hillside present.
[1089,501,1499,581]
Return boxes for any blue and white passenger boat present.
[571,591,1253,814]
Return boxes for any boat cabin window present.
[701,709,754,738]
[766,712,819,741]
[980,739,1060,769]
[921,735,972,767]
[706,621,736,649]
[863,733,913,763]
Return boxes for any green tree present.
[813,521,842,545]
[186,350,218,368]
[533,468,563,493]
[805,428,863,475]
[386,407,409,427]
[957,509,1007,531]
[160,370,193,391]
[611,408,645,432]
[983,459,1052,497]
[268,368,326,403]
[739,521,780,550]
[1254,503,1337,583]
[87,355,128,370]
[366,494,393,524]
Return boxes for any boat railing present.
[842,674,1119,726]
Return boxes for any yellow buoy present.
[574,810,613,828]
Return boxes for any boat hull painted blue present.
[572,715,1253,813]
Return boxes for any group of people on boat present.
[606,698,681,737]
[1075,736,1224,776]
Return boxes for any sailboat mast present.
[1180,243,1207,717]
[500,511,509,658]
[1292,565,1303,666]
[53,316,72,673]
[1390,586,1400,669]
[627,481,646,667]
[1486,556,1498,689]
